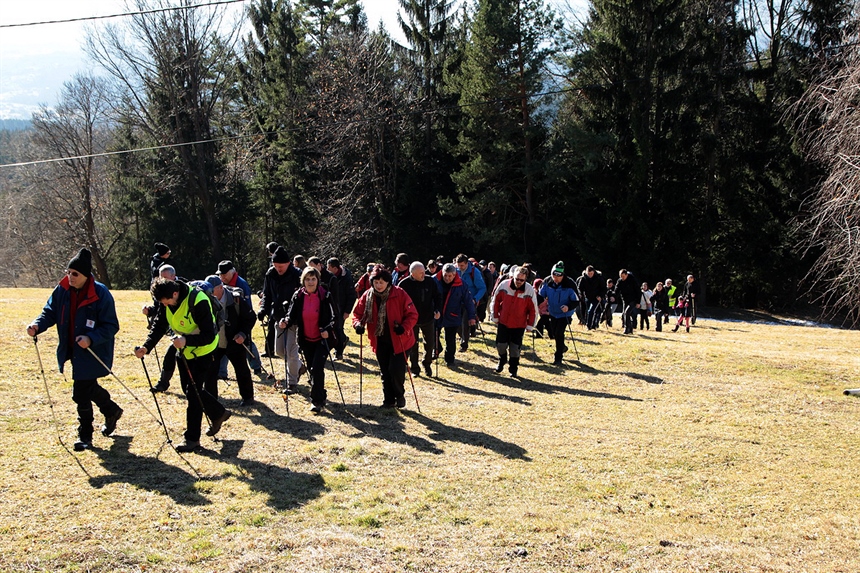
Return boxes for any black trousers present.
[375,335,408,406]
[72,378,120,442]
[440,325,459,363]
[159,344,177,386]
[177,352,225,442]
[547,316,570,359]
[214,343,253,401]
[299,339,328,406]
[496,324,525,359]
[410,320,435,371]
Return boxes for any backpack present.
[186,285,226,333]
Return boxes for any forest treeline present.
[0,0,856,313]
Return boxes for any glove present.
[257,310,267,322]
[354,324,365,335]
[393,324,405,335]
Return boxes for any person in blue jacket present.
[455,254,486,351]
[437,263,477,366]
[26,248,123,452]
[539,261,579,365]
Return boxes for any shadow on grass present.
[229,395,326,441]
[198,439,325,511]
[327,406,443,454]
[402,410,531,461]
[88,436,210,506]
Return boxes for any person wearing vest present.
[135,278,232,453]
[27,248,123,452]
[665,278,677,323]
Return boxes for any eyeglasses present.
[66,270,81,278]
[514,278,525,283]
[552,272,563,277]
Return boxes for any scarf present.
[362,284,391,338]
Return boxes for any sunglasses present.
[514,278,525,283]
[66,270,81,278]
[552,272,563,277]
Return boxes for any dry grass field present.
[1,287,858,572]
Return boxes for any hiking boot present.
[151,381,169,394]
[73,440,92,452]
[459,343,468,352]
[205,410,232,437]
[672,325,679,332]
[239,398,255,407]
[509,357,519,377]
[175,440,199,453]
[424,364,433,377]
[553,356,563,366]
[686,326,690,333]
[310,403,324,413]
[380,402,397,409]
[411,365,421,377]
[335,352,344,360]
[253,368,262,376]
[298,363,308,377]
[495,355,507,373]
[396,396,406,409]
[101,408,123,437]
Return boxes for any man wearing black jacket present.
[207,275,257,406]
[327,257,357,359]
[579,265,604,330]
[616,269,641,335]
[399,262,442,377]
[259,247,303,390]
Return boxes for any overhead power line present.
[0,0,247,28]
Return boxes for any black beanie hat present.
[155,242,170,256]
[272,246,291,263]
[68,248,92,276]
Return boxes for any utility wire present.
[0,0,247,28]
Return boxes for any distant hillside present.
[0,120,31,132]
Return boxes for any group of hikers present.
[25,243,701,453]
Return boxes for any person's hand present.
[491,317,499,324]
[343,312,350,321]
[561,305,569,313]
[321,330,329,339]
[75,335,91,349]
[596,297,602,302]
[635,304,640,309]
[134,346,147,359]
[393,324,405,335]
[278,318,288,329]
[141,305,150,316]
[526,325,534,332]
[468,319,476,326]
[233,333,246,345]
[171,335,186,349]
[257,310,267,322]
[354,324,365,335]
[26,324,38,337]
[434,311,440,320]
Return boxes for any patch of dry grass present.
[1,287,858,572]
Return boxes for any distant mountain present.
[0,119,31,132]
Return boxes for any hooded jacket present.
[539,275,579,319]
[352,285,418,353]
[438,274,477,328]
[457,260,487,303]
[34,275,119,380]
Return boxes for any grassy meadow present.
[0,287,858,572]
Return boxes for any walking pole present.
[261,318,276,380]
[358,332,364,407]
[395,329,421,413]
[691,297,697,325]
[475,320,492,352]
[323,339,346,406]
[565,322,581,361]
[146,314,162,375]
[435,328,440,378]
[33,337,65,446]
[282,350,290,417]
[242,343,271,380]
[138,352,172,445]
[85,346,163,426]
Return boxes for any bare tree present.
[85,0,242,261]
[796,15,860,325]
[20,75,118,286]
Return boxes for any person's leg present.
[444,326,457,364]
[495,324,510,372]
[376,337,396,406]
[420,321,434,372]
[247,340,262,373]
[285,326,302,387]
[218,354,229,379]
[333,316,347,358]
[654,309,662,332]
[71,379,96,444]
[409,324,421,373]
[459,313,470,351]
[508,328,525,375]
[304,341,327,407]
[158,344,177,389]
[228,343,253,402]
[552,317,566,363]
[388,344,408,407]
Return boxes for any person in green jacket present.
[665,278,677,324]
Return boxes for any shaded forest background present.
[0,0,857,316]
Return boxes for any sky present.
[0,0,587,120]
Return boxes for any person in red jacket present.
[490,265,539,377]
[352,265,419,409]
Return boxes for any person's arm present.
[86,287,120,348]
[30,287,60,335]
[141,304,169,352]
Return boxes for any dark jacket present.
[683,279,701,300]
[260,264,301,320]
[330,265,357,317]
[438,274,477,328]
[615,274,641,307]
[579,270,604,300]
[34,275,119,380]
[221,287,256,343]
[651,288,670,314]
[285,287,337,345]
[143,283,217,354]
[399,275,442,324]
[150,253,173,280]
